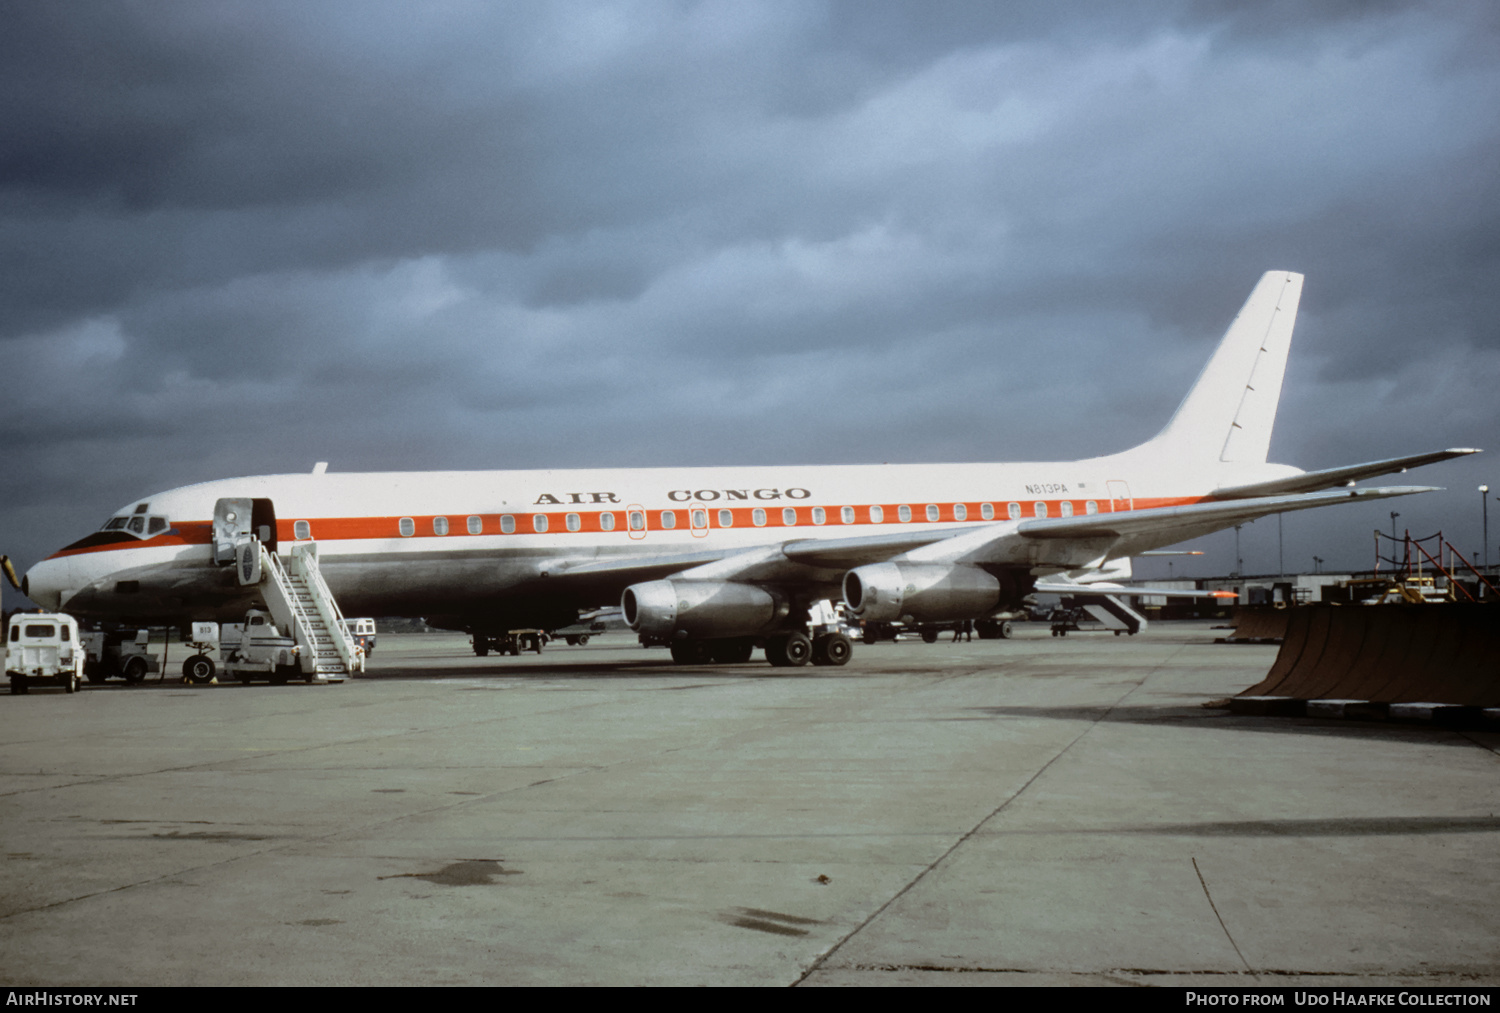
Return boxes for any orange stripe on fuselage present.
[46,495,1210,559]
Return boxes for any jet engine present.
[622,580,788,640]
[843,562,1020,624]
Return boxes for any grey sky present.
[3,0,1498,587]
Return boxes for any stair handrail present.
[289,541,363,674]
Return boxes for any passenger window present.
[981,503,994,520]
[1034,502,1047,518]
[898,505,912,523]
[533,514,548,533]
[661,511,676,530]
[1060,501,1074,517]
[841,506,855,524]
[1008,502,1021,520]
[812,507,826,525]
[782,507,797,526]
[600,512,615,531]
[294,520,312,540]
[566,513,580,532]
[752,508,766,527]
[870,505,884,523]
[954,504,967,521]
[718,509,733,527]
[925,504,939,522]
[500,514,515,534]
[467,516,482,534]
[433,517,449,535]
[692,509,707,529]
[628,511,645,531]
[399,517,415,537]
[1086,500,1098,515]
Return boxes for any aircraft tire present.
[670,640,713,665]
[122,657,148,684]
[766,632,811,668]
[812,633,852,667]
[708,638,754,664]
[183,655,216,684]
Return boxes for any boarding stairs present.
[253,541,363,681]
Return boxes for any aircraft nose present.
[23,557,67,610]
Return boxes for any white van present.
[7,613,86,694]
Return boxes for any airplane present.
[18,271,1476,667]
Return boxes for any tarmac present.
[1,622,1496,987]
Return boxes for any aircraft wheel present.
[813,633,852,667]
[183,655,216,684]
[997,621,1013,639]
[708,638,754,664]
[122,657,148,684]
[767,631,812,668]
[670,640,712,665]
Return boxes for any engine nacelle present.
[622,580,787,640]
[843,562,1011,624]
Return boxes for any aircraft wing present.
[887,485,1439,569]
[551,485,1435,590]
[1211,449,1477,499]
[1033,580,1234,599]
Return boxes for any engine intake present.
[622,580,787,639]
[843,562,1012,623]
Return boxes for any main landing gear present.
[666,632,853,668]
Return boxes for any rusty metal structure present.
[1238,604,1500,706]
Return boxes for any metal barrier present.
[1225,606,1290,642]
[1239,604,1500,706]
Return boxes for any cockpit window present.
[98,514,169,539]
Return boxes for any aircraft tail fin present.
[1142,271,1303,465]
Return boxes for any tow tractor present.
[472,630,547,656]
[82,629,162,683]
[7,612,86,694]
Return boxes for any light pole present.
[1481,486,1490,572]
[1313,555,1323,574]
[1233,524,1243,577]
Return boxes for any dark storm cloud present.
[3,0,1499,579]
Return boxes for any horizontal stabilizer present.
[1213,448,1479,499]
